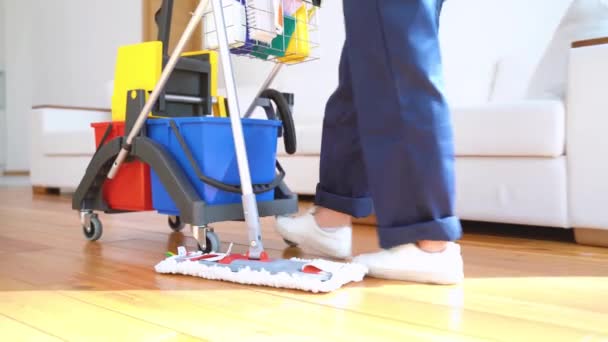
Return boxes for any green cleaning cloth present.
[251,16,297,60]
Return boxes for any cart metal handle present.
[211,0,267,258]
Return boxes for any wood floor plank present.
[0,235,50,255]
[0,292,203,341]
[0,314,64,342]
[63,289,487,342]
[464,276,608,312]
[2,186,608,341]
[0,275,37,291]
[251,282,608,342]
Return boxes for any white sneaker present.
[352,242,464,285]
[275,208,352,259]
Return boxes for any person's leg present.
[315,42,374,219]
[275,44,372,258]
[343,0,463,284]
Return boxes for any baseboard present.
[32,185,61,195]
[3,170,29,176]
[574,228,608,248]
[352,217,577,243]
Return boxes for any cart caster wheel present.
[197,231,221,254]
[283,238,298,247]
[83,214,103,241]
[168,216,185,232]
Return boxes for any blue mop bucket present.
[146,116,281,216]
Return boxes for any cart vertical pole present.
[211,0,264,259]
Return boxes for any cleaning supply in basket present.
[283,0,303,15]
[277,4,310,64]
[203,0,248,50]
[246,0,277,44]
[250,15,296,59]
[272,0,284,35]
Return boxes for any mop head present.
[155,246,368,293]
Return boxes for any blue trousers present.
[314,0,462,249]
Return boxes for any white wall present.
[0,0,6,169]
[3,0,33,172]
[1,0,142,172]
[32,0,143,108]
[0,0,5,68]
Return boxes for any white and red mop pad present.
[155,247,368,293]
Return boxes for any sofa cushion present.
[455,156,568,227]
[452,100,565,157]
[281,100,565,158]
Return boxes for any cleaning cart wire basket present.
[202,0,320,64]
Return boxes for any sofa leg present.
[574,228,608,248]
[32,186,61,195]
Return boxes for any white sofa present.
[240,0,608,243]
[29,106,111,191]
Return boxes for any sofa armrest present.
[32,105,111,132]
[29,106,111,186]
[566,38,608,229]
[29,108,47,185]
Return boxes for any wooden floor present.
[1,187,608,341]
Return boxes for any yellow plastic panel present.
[111,41,162,121]
[213,96,228,117]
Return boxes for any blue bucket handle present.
[168,120,285,195]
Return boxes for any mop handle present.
[107,0,210,180]
[210,0,268,258]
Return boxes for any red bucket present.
[91,122,153,211]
